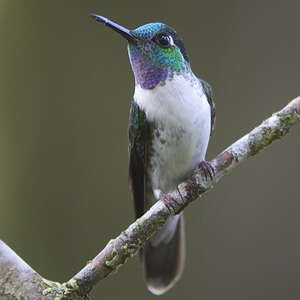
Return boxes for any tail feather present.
[142,214,185,295]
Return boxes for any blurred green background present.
[0,1,299,299]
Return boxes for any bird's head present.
[90,15,190,89]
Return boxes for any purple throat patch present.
[130,50,169,89]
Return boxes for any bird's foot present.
[158,189,182,215]
[198,160,215,181]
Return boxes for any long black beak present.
[89,14,136,43]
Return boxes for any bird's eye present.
[155,33,174,48]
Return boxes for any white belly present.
[134,74,211,193]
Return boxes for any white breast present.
[134,74,211,192]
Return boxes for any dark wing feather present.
[128,100,150,219]
[200,79,216,136]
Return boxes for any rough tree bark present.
[1,97,299,299]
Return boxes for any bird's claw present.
[160,192,178,214]
[198,160,215,181]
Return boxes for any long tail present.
[142,213,185,295]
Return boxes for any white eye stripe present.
[169,35,175,46]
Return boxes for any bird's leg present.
[157,189,182,215]
[197,160,215,181]
[176,187,185,206]
[159,192,177,214]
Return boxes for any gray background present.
[0,1,299,299]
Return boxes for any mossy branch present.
[1,97,299,299]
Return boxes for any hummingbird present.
[90,14,216,295]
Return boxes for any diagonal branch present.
[1,97,299,299]
[70,97,300,296]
